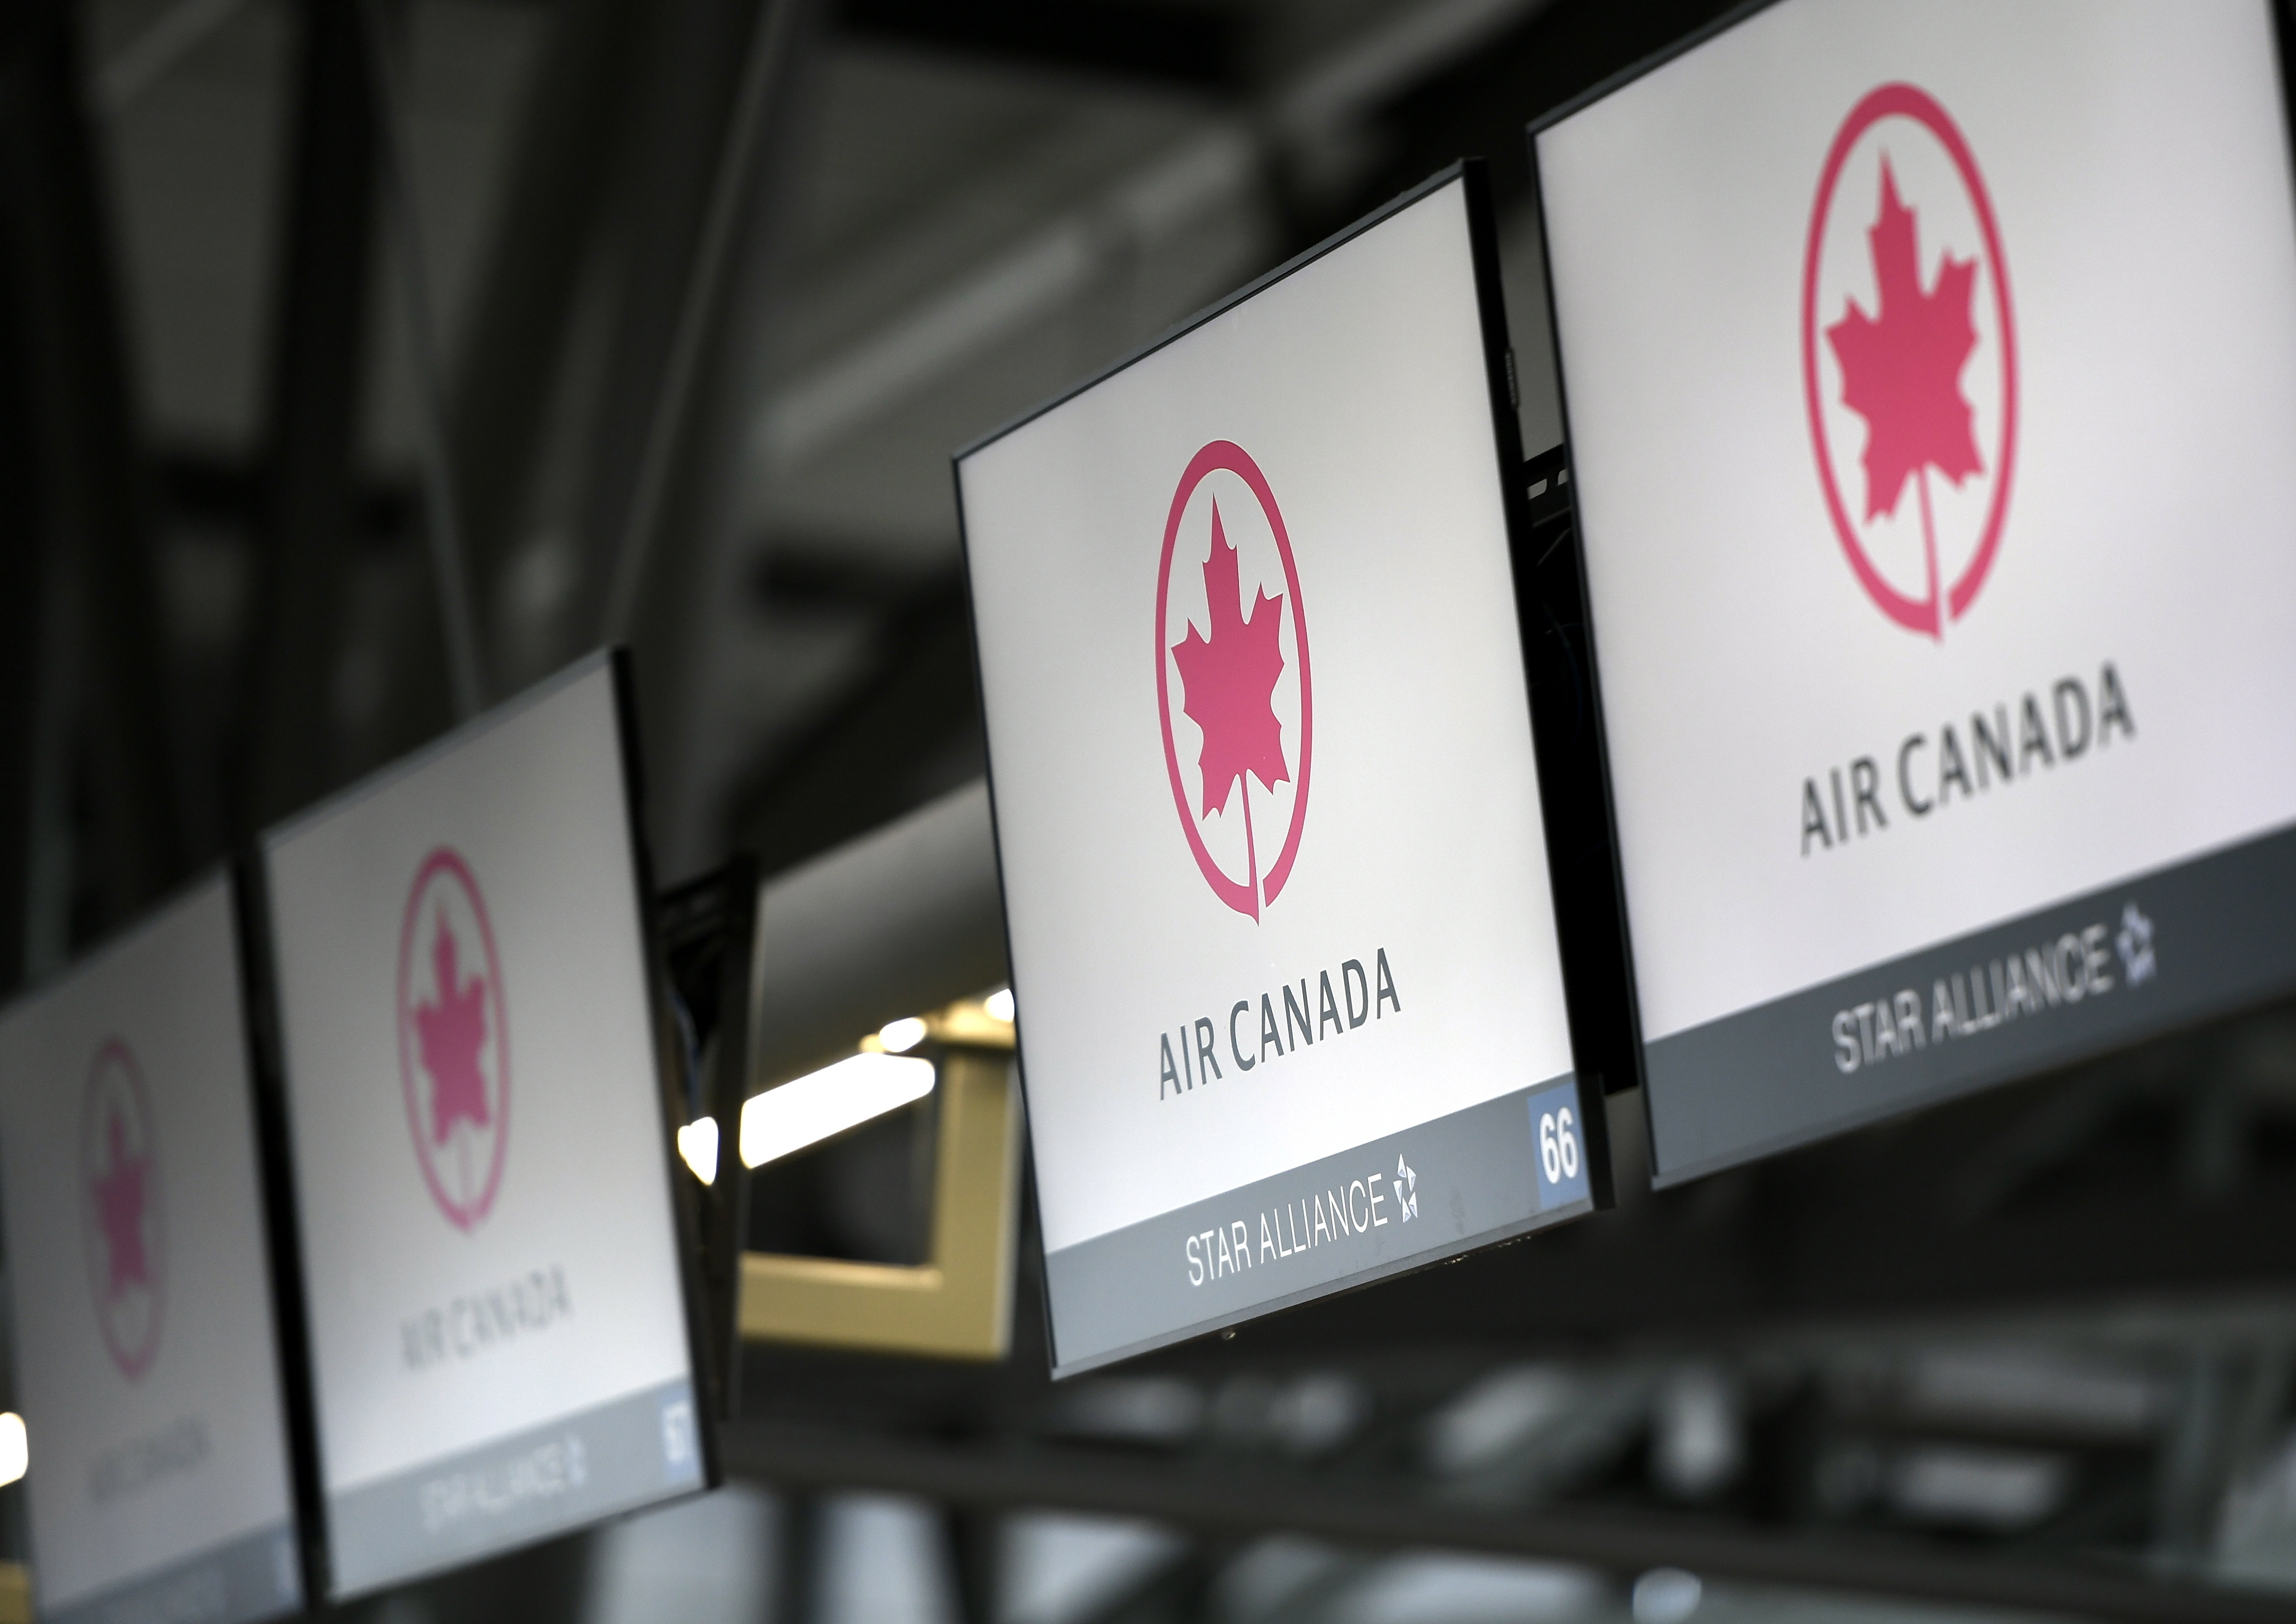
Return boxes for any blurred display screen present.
[1534,0,2296,1181]
[0,876,304,1624]
[262,655,704,1596]
[959,172,1596,1378]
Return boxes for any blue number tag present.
[1526,1081,1591,1211]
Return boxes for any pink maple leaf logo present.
[1802,85,2017,640]
[91,1108,151,1297]
[1155,441,1314,920]
[414,909,491,1145]
[1826,158,1984,634]
[1171,501,1289,850]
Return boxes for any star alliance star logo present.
[2116,901,2155,986]
[1395,1154,1417,1222]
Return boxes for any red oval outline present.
[396,847,510,1232]
[1802,82,2017,637]
[1154,441,1313,920]
[82,1037,164,1383]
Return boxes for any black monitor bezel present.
[1524,0,2296,1182]
[0,865,321,1618]
[954,160,1622,1378]
[249,647,721,1599]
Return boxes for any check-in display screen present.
[263,657,703,1595]
[960,174,1595,1377]
[0,877,303,1624]
[1535,0,2296,1181]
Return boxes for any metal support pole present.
[772,1492,822,1624]
[597,0,810,644]
[358,0,484,721]
[241,0,380,831]
[445,0,643,674]
[0,228,46,996]
[0,0,182,927]
[939,1507,999,1624]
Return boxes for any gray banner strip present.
[326,1377,704,1597]
[44,1522,300,1624]
[1646,821,2296,1186]
[1044,1075,1593,1377]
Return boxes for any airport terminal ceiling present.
[7,2,2296,1624]
[61,0,1636,900]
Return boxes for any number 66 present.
[1538,1108,1579,1184]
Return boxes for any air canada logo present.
[1156,441,1312,920]
[398,847,509,1231]
[1804,84,2016,639]
[83,1039,163,1381]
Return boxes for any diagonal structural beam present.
[754,0,1550,475]
[445,0,647,679]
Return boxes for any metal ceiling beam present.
[609,0,835,878]
[573,0,806,644]
[1310,0,1741,229]
[150,447,417,546]
[240,0,381,831]
[598,0,820,646]
[727,575,983,875]
[0,0,182,929]
[362,0,679,762]
[755,0,1553,477]
[834,0,1241,91]
[0,206,45,995]
[360,0,485,722]
[445,0,647,681]
[723,1418,2293,1624]
[95,0,254,115]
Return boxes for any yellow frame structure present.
[738,1011,1021,1361]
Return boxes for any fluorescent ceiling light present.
[676,1118,719,1185]
[878,1016,928,1053]
[0,1412,26,1487]
[985,987,1014,1023]
[741,1053,935,1169]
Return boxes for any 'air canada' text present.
[402,1264,572,1371]
[1802,661,2135,856]
[1158,949,1401,1100]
